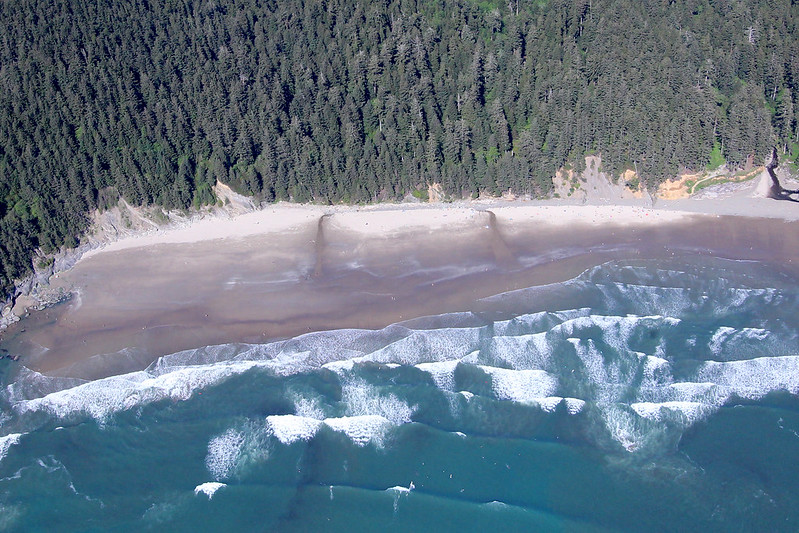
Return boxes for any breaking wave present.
[2,256,798,461]
[0,433,21,466]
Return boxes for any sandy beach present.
[2,171,799,379]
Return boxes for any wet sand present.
[2,206,798,380]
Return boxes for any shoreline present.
[46,160,799,265]
[61,191,799,261]
[2,173,799,379]
[4,164,799,318]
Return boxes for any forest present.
[1,0,798,298]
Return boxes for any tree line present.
[1,0,798,298]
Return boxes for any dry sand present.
[2,172,799,379]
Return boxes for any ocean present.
[1,254,799,531]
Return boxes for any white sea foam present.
[615,351,799,450]
[493,309,591,337]
[14,342,411,424]
[533,397,586,414]
[363,328,482,366]
[695,355,799,399]
[206,422,272,481]
[568,338,621,403]
[291,395,328,420]
[15,360,264,422]
[605,352,799,451]
[556,315,614,349]
[4,367,87,404]
[0,433,22,465]
[323,415,393,447]
[259,350,315,376]
[604,406,645,452]
[492,311,547,336]
[642,356,672,386]
[535,396,563,413]
[709,326,772,360]
[387,482,414,514]
[205,429,246,480]
[666,382,716,396]
[278,328,373,361]
[323,360,355,374]
[631,401,710,424]
[266,415,322,445]
[601,283,693,318]
[489,332,553,371]
[484,500,510,509]
[5,260,795,465]
[459,350,481,364]
[536,396,562,412]
[386,482,415,493]
[194,482,226,499]
[416,360,459,391]
[568,333,673,407]
[341,378,414,424]
[154,343,255,369]
[716,288,768,315]
[709,327,738,355]
[659,382,730,407]
[564,397,586,414]
[478,366,558,404]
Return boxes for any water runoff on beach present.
[1,254,799,531]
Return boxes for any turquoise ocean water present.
[1,255,799,531]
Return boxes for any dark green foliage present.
[1,0,798,298]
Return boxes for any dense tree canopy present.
[1,0,798,297]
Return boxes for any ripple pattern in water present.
[1,256,799,531]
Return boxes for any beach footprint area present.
[1,204,799,531]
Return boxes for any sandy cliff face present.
[87,182,255,245]
[427,183,445,202]
[657,176,692,200]
[551,156,647,203]
[1,181,258,328]
[553,156,789,203]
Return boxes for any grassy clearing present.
[688,167,762,194]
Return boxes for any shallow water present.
[1,255,799,531]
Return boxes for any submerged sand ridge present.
[2,199,799,380]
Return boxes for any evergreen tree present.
[1,0,798,300]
